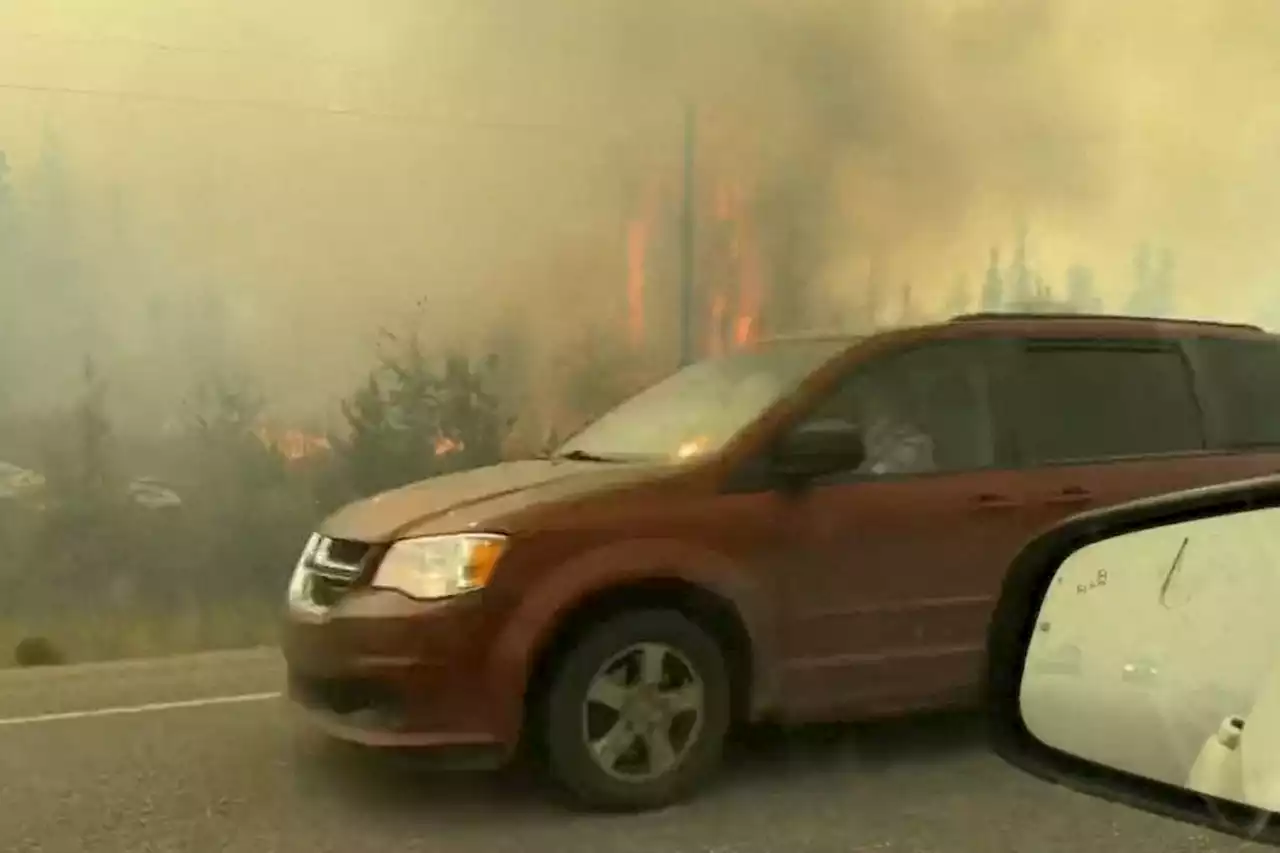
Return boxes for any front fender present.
[483,537,779,744]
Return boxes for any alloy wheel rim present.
[580,641,706,782]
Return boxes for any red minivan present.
[283,313,1280,810]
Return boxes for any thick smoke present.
[3,0,1280,424]
[515,0,1280,321]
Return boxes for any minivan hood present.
[319,458,670,543]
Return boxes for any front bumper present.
[282,588,512,760]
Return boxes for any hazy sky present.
[3,0,1280,422]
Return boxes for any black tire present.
[541,609,732,812]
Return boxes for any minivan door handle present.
[1045,486,1094,506]
[973,493,1020,510]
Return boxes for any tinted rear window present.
[1196,336,1280,448]
[1019,342,1203,463]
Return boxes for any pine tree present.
[1009,224,1033,306]
[0,150,12,233]
[945,274,971,316]
[186,371,281,491]
[1124,242,1175,316]
[332,373,401,500]
[37,355,117,512]
[1125,242,1153,315]
[30,126,78,301]
[0,151,17,408]
[1149,248,1176,316]
[180,369,307,601]
[898,282,916,325]
[863,257,885,330]
[33,355,125,604]
[435,351,504,474]
[75,356,113,506]
[1065,264,1102,313]
[329,311,506,502]
[24,128,98,401]
[981,247,1004,311]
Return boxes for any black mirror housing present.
[771,419,866,479]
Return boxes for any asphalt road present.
[1021,672,1255,789]
[0,649,1270,853]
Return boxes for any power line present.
[0,28,363,67]
[0,79,652,139]
[0,31,679,141]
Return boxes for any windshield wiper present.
[552,449,627,463]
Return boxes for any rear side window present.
[1018,342,1203,463]
[1195,337,1280,449]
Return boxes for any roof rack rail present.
[948,312,1263,332]
[753,330,866,345]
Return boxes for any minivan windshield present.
[554,339,850,462]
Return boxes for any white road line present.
[0,691,282,728]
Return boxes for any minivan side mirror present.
[771,419,866,480]
[985,473,1280,846]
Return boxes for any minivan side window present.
[1018,342,1203,464]
[1194,336,1280,449]
[793,340,997,476]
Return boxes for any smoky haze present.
[2,0,1280,427]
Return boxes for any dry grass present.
[0,599,281,668]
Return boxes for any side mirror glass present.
[771,419,865,479]
[986,476,1280,844]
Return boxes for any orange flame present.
[734,225,762,347]
[254,426,332,461]
[714,180,737,221]
[708,291,728,357]
[623,118,767,360]
[625,219,648,347]
[675,436,708,458]
[726,175,762,348]
[707,171,762,352]
[625,180,661,348]
[434,436,464,456]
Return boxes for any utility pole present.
[679,104,696,366]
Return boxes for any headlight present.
[287,533,322,605]
[371,533,508,600]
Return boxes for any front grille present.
[309,537,371,583]
[299,536,376,608]
[309,576,350,608]
[323,538,371,568]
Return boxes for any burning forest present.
[622,112,769,364]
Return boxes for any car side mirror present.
[771,419,866,480]
[986,474,1280,846]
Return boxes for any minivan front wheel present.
[541,609,732,811]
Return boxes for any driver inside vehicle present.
[793,371,936,473]
[855,379,936,475]
[806,372,935,476]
